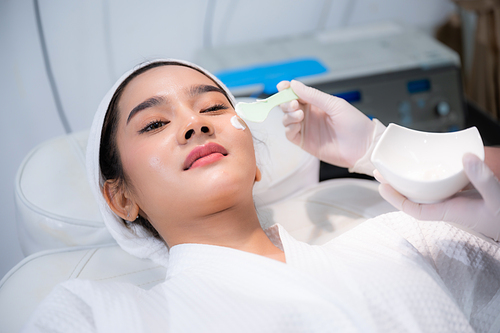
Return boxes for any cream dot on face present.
[230,115,246,130]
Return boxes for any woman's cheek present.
[123,141,164,187]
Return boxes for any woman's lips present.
[183,142,228,170]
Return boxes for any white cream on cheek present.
[149,156,161,170]
[230,115,246,130]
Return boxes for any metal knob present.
[435,101,450,117]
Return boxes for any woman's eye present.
[201,103,228,114]
[139,120,169,134]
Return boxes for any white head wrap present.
[86,59,236,267]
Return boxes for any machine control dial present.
[435,101,451,117]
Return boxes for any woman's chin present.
[203,173,254,203]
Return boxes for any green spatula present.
[235,87,299,123]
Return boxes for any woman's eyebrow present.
[127,96,166,124]
[188,84,226,98]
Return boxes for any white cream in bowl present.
[371,123,484,204]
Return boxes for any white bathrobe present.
[23,212,500,333]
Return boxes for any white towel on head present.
[85,59,236,267]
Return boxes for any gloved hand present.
[277,80,385,175]
[375,153,500,241]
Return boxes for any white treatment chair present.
[0,105,395,333]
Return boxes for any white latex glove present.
[277,80,385,175]
[375,153,500,241]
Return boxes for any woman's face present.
[112,65,258,236]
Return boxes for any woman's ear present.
[255,166,262,182]
[103,179,140,221]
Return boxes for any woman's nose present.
[179,115,215,143]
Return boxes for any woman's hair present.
[99,61,233,241]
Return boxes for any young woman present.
[23,59,500,333]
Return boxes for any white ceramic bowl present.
[371,123,484,204]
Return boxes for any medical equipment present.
[235,87,299,123]
[195,22,464,132]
